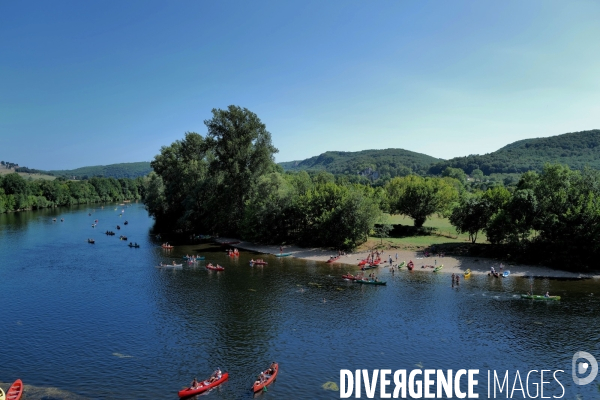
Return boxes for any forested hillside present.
[428,129,600,175]
[279,149,442,180]
[47,162,152,179]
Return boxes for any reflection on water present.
[1,204,599,399]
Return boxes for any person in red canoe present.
[257,371,266,384]
[267,361,277,375]
[190,377,199,389]
[209,368,222,383]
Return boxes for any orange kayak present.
[252,363,278,392]
[6,379,23,400]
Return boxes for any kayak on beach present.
[464,269,471,278]
[6,379,23,400]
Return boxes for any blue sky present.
[1,1,599,170]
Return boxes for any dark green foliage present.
[448,164,600,269]
[47,162,152,179]
[280,148,442,181]
[429,129,600,176]
[386,176,460,227]
[0,173,143,213]
[146,106,280,235]
[144,107,384,249]
[241,174,383,250]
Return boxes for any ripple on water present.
[1,205,600,399]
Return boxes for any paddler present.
[190,377,199,389]
[209,368,222,383]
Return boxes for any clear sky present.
[1,0,599,170]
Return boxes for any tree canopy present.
[144,106,384,249]
[385,175,460,227]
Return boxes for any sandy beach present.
[218,238,600,279]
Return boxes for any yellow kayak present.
[464,269,471,278]
[0,387,5,400]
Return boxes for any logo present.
[572,351,598,385]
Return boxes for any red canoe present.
[178,372,229,398]
[326,255,340,263]
[342,274,358,280]
[6,379,23,400]
[206,264,225,271]
[250,261,268,265]
[253,363,278,393]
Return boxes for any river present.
[0,203,599,399]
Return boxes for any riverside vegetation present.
[143,106,600,271]
[0,174,145,212]
[4,106,599,271]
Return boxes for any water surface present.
[1,204,599,399]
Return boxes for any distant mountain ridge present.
[279,148,443,179]
[48,162,152,179]
[9,129,600,181]
[428,129,600,175]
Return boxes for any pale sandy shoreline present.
[216,238,600,279]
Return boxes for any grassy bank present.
[358,214,481,252]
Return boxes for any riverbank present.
[217,238,600,279]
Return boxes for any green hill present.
[428,129,600,175]
[279,149,443,179]
[48,162,152,179]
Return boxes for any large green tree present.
[203,106,278,235]
[385,175,459,227]
[146,106,278,235]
